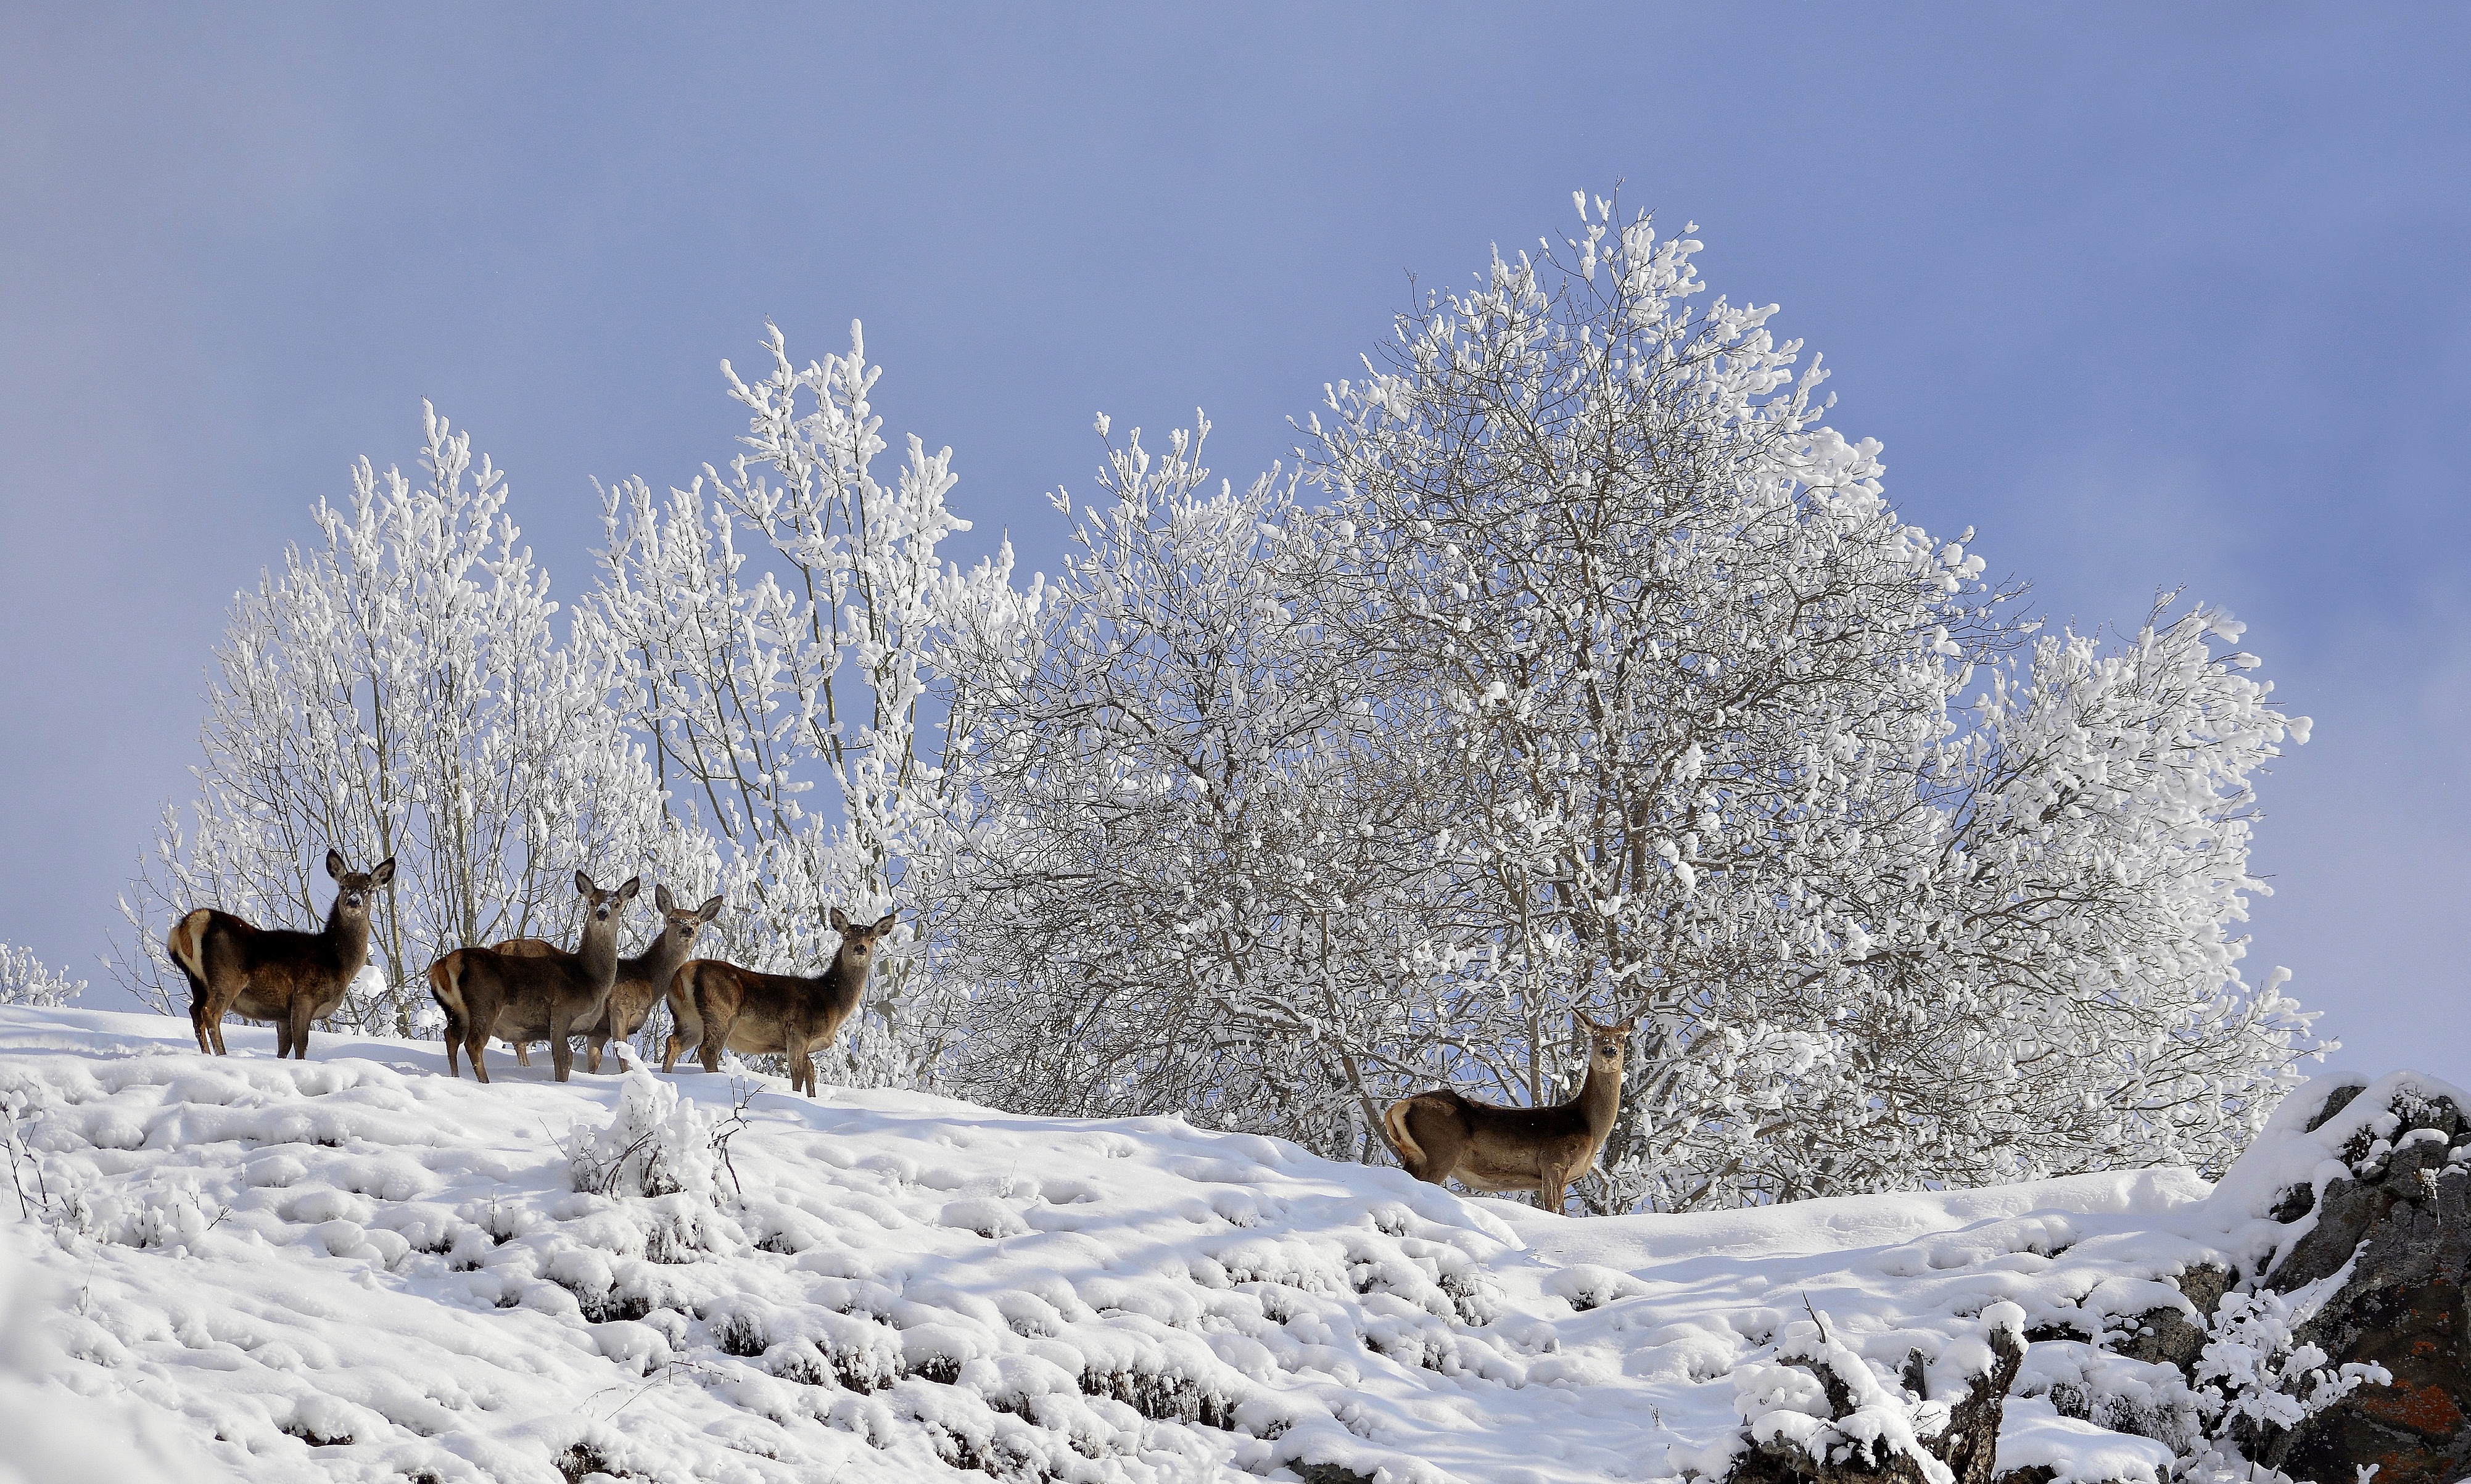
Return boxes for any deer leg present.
[289,999,316,1060]
[513,1041,531,1067]
[549,1023,576,1084]
[467,1032,491,1084]
[1537,1165,1570,1216]
[201,981,238,1056]
[188,983,212,1054]
[585,1037,603,1076]
[660,1031,681,1073]
[698,1016,725,1075]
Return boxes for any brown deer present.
[492,884,724,1073]
[426,872,640,1083]
[1382,1012,1636,1213]
[664,907,895,1096]
[168,849,397,1060]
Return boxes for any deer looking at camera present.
[427,872,640,1083]
[168,849,396,1060]
[664,907,894,1097]
[492,884,724,1074]
[1382,1012,1636,1213]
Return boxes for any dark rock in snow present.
[1718,1076,2471,1484]
[2263,1084,2471,1484]
[2115,1262,2232,1373]
[1292,1466,1379,1484]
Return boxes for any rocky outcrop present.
[2114,1261,2232,1372]
[1717,1074,2471,1484]
[2261,1084,2471,1484]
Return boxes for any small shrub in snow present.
[2185,1280,2388,1482]
[1736,1306,1970,1484]
[0,943,81,1007]
[571,1068,719,1201]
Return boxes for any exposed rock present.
[2263,1084,2471,1484]
[1713,1076,2471,1484]
[1939,1325,2023,1484]
[2114,1262,2232,1372]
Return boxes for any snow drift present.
[0,1008,2428,1483]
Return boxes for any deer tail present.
[1381,1099,1425,1168]
[427,954,463,1020]
[167,910,213,989]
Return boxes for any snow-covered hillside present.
[0,1009,2401,1484]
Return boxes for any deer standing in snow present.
[492,884,724,1074]
[1382,1012,1636,1213]
[427,872,640,1083]
[664,907,894,1097]
[168,849,396,1060]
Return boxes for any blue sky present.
[3,6,2464,1077]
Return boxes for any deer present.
[168,849,397,1060]
[662,907,895,1097]
[426,872,640,1083]
[490,884,724,1074]
[1382,1011,1637,1214]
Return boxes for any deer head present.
[326,848,397,920]
[827,907,898,975]
[575,872,643,925]
[1574,1011,1636,1078]
[651,883,725,948]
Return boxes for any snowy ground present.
[0,1008,2389,1484]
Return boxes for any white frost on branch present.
[0,944,81,1008]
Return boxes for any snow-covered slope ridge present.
[0,1008,2347,1484]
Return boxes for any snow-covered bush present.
[0,944,80,1008]
[936,192,2319,1208]
[589,323,998,1088]
[109,405,687,1035]
[2182,1280,2388,1483]
[936,416,1453,1160]
[1736,1306,1973,1483]
[571,1067,721,1201]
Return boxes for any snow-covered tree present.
[0,944,82,1008]
[936,416,1464,1160]
[110,406,674,1033]
[588,324,983,1086]
[1298,194,2319,1208]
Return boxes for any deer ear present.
[698,896,724,923]
[1615,1018,1638,1036]
[574,870,596,896]
[829,907,849,933]
[655,883,675,913]
[369,858,396,888]
[326,849,347,881]
[873,912,897,935]
[619,876,642,901]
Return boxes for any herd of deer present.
[167,850,894,1094]
[162,851,1639,1211]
